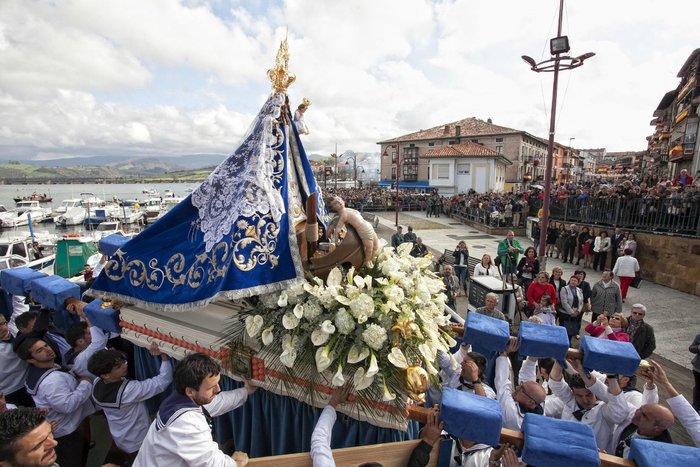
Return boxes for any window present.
[428,142,435,146]
[433,164,449,179]
[471,139,479,143]
[391,167,396,179]
[496,146,503,154]
[448,140,457,145]
[496,137,504,142]
[457,163,470,175]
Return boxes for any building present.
[421,142,511,194]
[377,117,548,192]
[647,49,700,179]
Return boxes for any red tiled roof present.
[423,142,503,158]
[378,117,521,144]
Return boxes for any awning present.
[377,180,430,189]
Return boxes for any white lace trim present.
[192,93,287,252]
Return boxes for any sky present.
[0,0,698,163]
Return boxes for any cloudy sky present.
[0,0,698,162]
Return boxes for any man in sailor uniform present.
[0,315,33,409]
[16,336,95,467]
[89,342,172,465]
[0,407,59,467]
[133,353,256,467]
[495,338,547,430]
[548,358,629,454]
[64,313,108,379]
[517,357,565,419]
[14,310,71,367]
[437,345,496,401]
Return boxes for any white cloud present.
[0,0,698,162]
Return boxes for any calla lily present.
[282,312,300,330]
[382,380,396,401]
[347,344,370,364]
[366,352,379,377]
[353,367,375,391]
[353,275,366,289]
[277,291,288,307]
[293,304,304,319]
[335,295,351,306]
[261,326,275,346]
[311,328,329,346]
[280,348,297,367]
[419,343,436,362]
[320,320,336,335]
[331,364,345,387]
[397,242,413,257]
[424,357,439,375]
[245,315,264,338]
[327,267,342,288]
[346,266,355,285]
[441,330,458,348]
[387,347,409,369]
[315,345,335,373]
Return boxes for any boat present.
[141,187,159,196]
[0,233,57,273]
[13,192,53,204]
[52,198,83,216]
[112,206,146,225]
[55,198,87,227]
[151,196,184,222]
[142,197,163,219]
[91,220,126,240]
[0,201,53,228]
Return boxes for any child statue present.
[326,196,379,267]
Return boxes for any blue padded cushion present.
[580,336,640,375]
[440,387,502,446]
[99,234,130,256]
[30,275,80,312]
[84,299,120,334]
[0,268,47,296]
[518,321,569,360]
[629,438,699,467]
[462,312,510,352]
[521,413,600,467]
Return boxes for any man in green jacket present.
[497,231,524,277]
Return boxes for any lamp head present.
[550,36,570,55]
[521,55,537,68]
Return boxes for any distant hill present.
[5,154,229,170]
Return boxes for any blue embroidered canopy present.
[89,93,329,311]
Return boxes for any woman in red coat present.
[526,271,557,311]
[584,313,630,341]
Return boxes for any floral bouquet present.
[226,241,458,426]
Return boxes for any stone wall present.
[635,232,700,296]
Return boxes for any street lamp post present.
[382,142,402,226]
[568,137,575,184]
[344,155,358,189]
[522,0,594,265]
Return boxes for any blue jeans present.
[455,265,469,292]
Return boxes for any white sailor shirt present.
[495,356,524,430]
[0,340,27,395]
[25,365,95,438]
[310,405,337,467]
[548,377,628,453]
[71,326,109,379]
[92,360,173,454]
[133,387,248,467]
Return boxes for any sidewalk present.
[375,211,698,372]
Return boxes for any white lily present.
[382,380,396,401]
[311,328,330,346]
[353,367,375,390]
[277,291,288,307]
[261,326,275,346]
[387,347,409,369]
[366,352,379,377]
[282,312,300,330]
[419,343,436,362]
[315,344,335,373]
[327,267,342,288]
[293,304,304,319]
[353,275,366,289]
[331,364,345,387]
[280,348,297,367]
[245,315,264,338]
[320,320,336,335]
[397,242,413,257]
[347,344,370,364]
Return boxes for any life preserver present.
[63,233,81,238]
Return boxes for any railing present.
[549,197,700,237]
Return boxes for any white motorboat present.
[56,206,87,227]
[141,187,159,196]
[142,197,163,219]
[0,201,53,228]
[0,233,58,273]
[53,198,83,216]
[152,196,183,222]
[112,206,146,225]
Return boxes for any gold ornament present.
[267,35,296,94]
[391,319,422,340]
[403,366,429,403]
